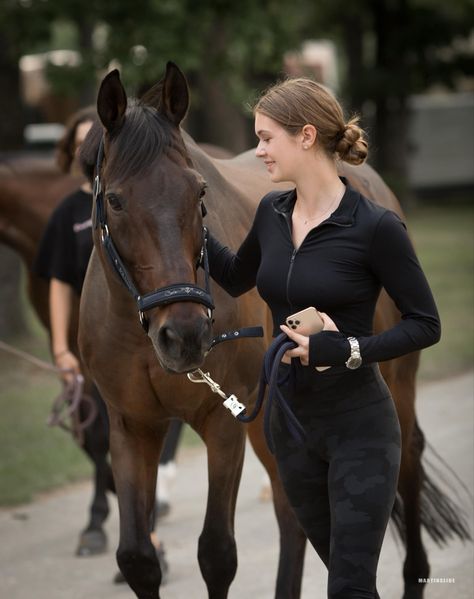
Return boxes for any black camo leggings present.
[270,362,401,599]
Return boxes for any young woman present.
[207,78,440,598]
[35,108,96,384]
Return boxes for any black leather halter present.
[92,137,214,332]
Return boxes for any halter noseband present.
[92,137,214,332]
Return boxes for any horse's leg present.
[391,370,429,599]
[76,386,115,556]
[247,413,307,599]
[156,418,183,519]
[108,406,165,599]
[196,409,246,599]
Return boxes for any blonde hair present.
[254,78,368,166]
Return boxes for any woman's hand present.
[54,349,81,385]
[280,311,339,365]
[319,311,339,332]
[280,324,309,364]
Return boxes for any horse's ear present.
[160,61,189,126]
[97,69,127,133]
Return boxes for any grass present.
[406,204,474,380]
[0,344,92,505]
[0,202,472,505]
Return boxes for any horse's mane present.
[80,100,184,182]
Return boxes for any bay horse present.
[0,153,117,555]
[0,141,233,556]
[78,62,469,599]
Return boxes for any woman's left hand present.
[280,324,310,364]
[280,312,339,365]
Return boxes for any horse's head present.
[81,63,212,374]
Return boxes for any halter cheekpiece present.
[92,137,214,332]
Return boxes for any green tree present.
[1,0,472,174]
[305,0,474,198]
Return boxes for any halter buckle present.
[138,309,149,332]
[93,175,101,199]
[100,224,109,244]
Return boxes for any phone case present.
[285,307,331,372]
[286,307,324,336]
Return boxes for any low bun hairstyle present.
[254,78,368,166]
[335,117,368,166]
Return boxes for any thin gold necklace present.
[296,193,341,225]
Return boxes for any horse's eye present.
[199,186,207,199]
[106,193,123,211]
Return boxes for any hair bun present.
[336,119,368,166]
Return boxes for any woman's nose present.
[255,142,265,157]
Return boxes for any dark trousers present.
[271,363,401,599]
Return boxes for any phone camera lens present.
[295,320,300,325]
[288,320,293,325]
[291,325,297,329]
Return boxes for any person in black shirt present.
[35,109,95,379]
[208,78,440,598]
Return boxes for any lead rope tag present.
[187,369,245,418]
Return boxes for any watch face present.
[346,356,362,370]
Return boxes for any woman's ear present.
[301,124,317,149]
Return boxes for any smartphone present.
[286,307,324,335]
[285,307,330,372]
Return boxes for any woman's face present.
[71,120,93,175]
[254,112,302,183]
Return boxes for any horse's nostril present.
[156,317,212,369]
[159,325,181,350]
[164,327,180,343]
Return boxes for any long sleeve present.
[308,210,441,367]
[207,211,261,298]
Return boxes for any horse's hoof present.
[114,545,169,585]
[75,528,108,556]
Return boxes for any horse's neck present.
[184,134,281,231]
[0,161,78,266]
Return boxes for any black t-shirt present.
[207,181,441,368]
[34,189,93,296]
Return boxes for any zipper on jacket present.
[286,248,297,307]
[281,209,351,310]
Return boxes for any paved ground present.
[1,372,473,599]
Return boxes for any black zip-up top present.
[207,181,441,368]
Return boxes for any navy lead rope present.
[237,333,307,452]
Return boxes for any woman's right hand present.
[319,311,339,332]
[54,350,81,385]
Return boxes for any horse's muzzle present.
[151,313,212,373]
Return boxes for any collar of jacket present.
[271,176,360,227]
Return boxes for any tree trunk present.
[341,14,365,117]
[0,245,27,338]
[0,38,25,151]
[77,20,97,107]
[187,72,251,153]
[372,0,411,203]
[185,18,252,153]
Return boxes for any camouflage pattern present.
[270,363,401,598]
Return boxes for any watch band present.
[345,336,362,369]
